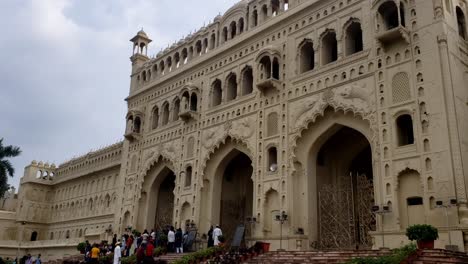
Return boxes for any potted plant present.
[77,242,86,254]
[406,224,439,249]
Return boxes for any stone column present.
[437,34,468,224]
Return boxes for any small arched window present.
[267,112,279,136]
[239,18,245,34]
[230,21,237,39]
[174,52,180,68]
[259,56,272,80]
[151,107,159,130]
[252,10,259,27]
[185,166,192,187]
[299,40,315,73]
[272,58,280,80]
[203,38,209,53]
[400,2,406,27]
[378,1,400,30]
[161,103,170,126]
[182,48,188,64]
[267,147,278,172]
[210,34,216,50]
[190,94,198,111]
[223,27,228,42]
[133,117,141,133]
[166,57,172,72]
[456,7,467,39]
[31,231,38,241]
[345,21,363,55]
[321,30,338,65]
[173,98,180,121]
[195,41,202,56]
[396,114,415,146]
[186,137,195,158]
[241,66,253,95]
[271,0,280,16]
[212,79,222,107]
[262,5,268,21]
[159,61,165,75]
[226,73,238,101]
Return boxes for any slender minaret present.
[130,29,152,71]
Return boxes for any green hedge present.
[172,247,224,264]
[121,255,137,264]
[345,244,417,264]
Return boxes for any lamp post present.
[435,198,457,251]
[372,205,391,249]
[17,221,26,260]
[274,211,288,251]
[246,216,258,247]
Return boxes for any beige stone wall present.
[122,0,468,251]
[2,0,468,259]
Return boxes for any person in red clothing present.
[125,235,134,257]
[144,240,155,263]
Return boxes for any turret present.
[130,29,152,71]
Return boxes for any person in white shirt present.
[167,226,176,252]
[213,225,223,246]
[113,242,121,264]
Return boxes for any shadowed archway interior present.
[219,151,253,242]
[315,126,375,249]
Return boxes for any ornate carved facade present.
[2,0,468,259]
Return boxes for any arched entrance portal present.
[294,109,377,250]
[219,151,253,241]
[200,138,253,243]
[154,170,176,229]
[314,126,375,249]
[138,159,176,231]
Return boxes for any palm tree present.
[0,138,21,199]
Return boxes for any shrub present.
[153,246,165,257]
[99,254,113,264]
[121,255,137,264]
[406,224,439,241]
[77,242,86,252]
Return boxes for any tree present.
[0,138,21,199]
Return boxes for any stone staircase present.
[154,253,189,263]
[243,249,392,263]
[410,249,468,263]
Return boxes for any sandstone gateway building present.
[2,0,468,259]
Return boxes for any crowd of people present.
[83,225,223,264]
[0,254,41,264]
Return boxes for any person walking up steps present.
[213,225,223,246]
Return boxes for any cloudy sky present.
[0,0,240,189]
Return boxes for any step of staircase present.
[243,250,392,264]
[154,253,189,263]
[411,249,468,264]
[242,249,468,264]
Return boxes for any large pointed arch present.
[291,107,376,249]
[199,136,254,238]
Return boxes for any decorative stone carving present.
[230,117,256,140]
[332,82,374,114]
[393,158,420,177]
[162,140,181,162]
[290,95,324,132]
[202,125,227,150]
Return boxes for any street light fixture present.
[372,205,392,249]
[246,216,258,247]
[274,211,288,251]
[17,221,26,260]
